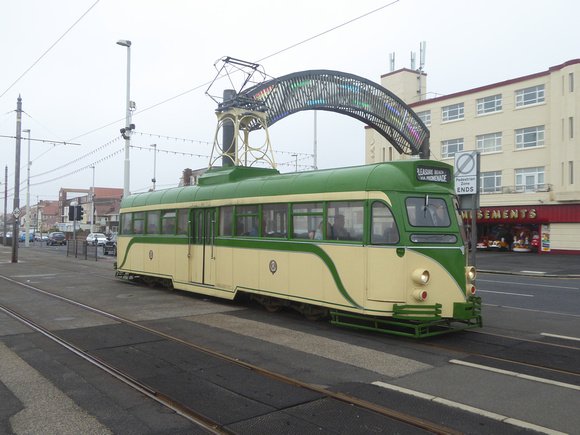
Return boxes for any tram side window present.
[236,205,259,236]
[161,210,176,235]
[262,204,288,238]
[146,211,160,235]
[327,201,364,242]
[219,206,233,236]
[371,202,399,245]
[177,209,188,235]
[120,213,131,235]
[292,203,322,239]
[133,212,145,235]
[406,197,451,227]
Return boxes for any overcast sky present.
[0,0,577,207]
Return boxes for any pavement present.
[475,250,580,278]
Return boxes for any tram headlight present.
[411,269,430,285]
[466,266,477,281]
[411,288,428,302]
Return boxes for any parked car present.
[18,232,34,242]
[35,233,49,242]
[103,234,117,256]
[47,232,67,246]
[86,233,107,246]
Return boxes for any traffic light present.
[68,206,75,221]
[77,206,84,221]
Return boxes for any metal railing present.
[66,239,98,261]
[480,184,552,194]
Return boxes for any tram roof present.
[120,160,454,208]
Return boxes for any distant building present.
[365,59,580,254]
[58,187,123,233]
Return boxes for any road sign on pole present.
[454,150,478,195]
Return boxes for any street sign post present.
[454,150,480,269]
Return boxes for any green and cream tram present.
[116,160,481,337]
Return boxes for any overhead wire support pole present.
[12,96,22,263]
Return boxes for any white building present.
[365,60,580,255]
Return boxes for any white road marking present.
[189,313,432,377]
[477,278,579,290]
[450,359,580,391]
[372,381,567,435]
[477,289,534,297]
[541,332,580,342]
[11,274,59,278]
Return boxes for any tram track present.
[5,253,580,384]
[0,271,463,434]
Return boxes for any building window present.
[441,138,463,159]
[477,132,502,153]
[442,103,464,122]
[570,161,574,185]
[477,94,502,115]
[570,117,574,138]
[515,85,545,107]
[515,126,545,149]
[515,167,545,192]
[480,171,502,194]
[417,110,431,126]
[570,73,574,93]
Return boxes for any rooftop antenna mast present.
[417,41,426,101]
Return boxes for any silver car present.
[86,233,107,246]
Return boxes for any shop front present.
[462,204,580,255]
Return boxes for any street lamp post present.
[90,166,95,234]
[117,39,132,199]
[23,129,31,247]
[150,144,157,190]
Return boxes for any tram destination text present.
[416,166,451,183]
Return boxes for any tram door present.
[190,209,216,286]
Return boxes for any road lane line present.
[372,381,567,435]
[450,359,580,391]
[477,279,579,290]
[541,332,580,342]
[477,289,534,297]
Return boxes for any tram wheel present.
[264,298,283,313]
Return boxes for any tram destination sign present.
[416,165,451,183]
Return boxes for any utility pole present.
[12,96,22,263]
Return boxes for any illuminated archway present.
[238,70,430,157]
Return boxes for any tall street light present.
[117,39,132,198]
[90,166,95,234]
[23,128,31,247]
[150,144,157,190]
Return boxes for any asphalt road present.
[1,245,579,434]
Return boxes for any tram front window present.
[406,197,450,227]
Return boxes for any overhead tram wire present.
[29,148,124,187]
[0,0,101,100]
[65,2,399,145]
[255,1,399,63]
